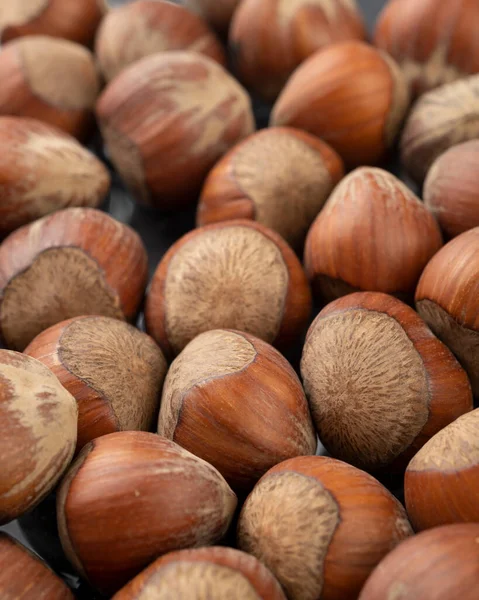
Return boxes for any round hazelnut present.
[95,1,226,83]
[415,227,479,397]
[230,0,367,101]
[57,431,237,595]
[424,140,479,238]
[184,0,241,37]
[375,0,479,97]
[405,409,479,531]
[401,75,479,183]
[271,41,410,167]
[358,524,479,600]
[197,127,344,250]
[112,547,286,600]
[304,167,443,303]
[0,350,77,525]
[0,533,74,599]
[237,455,413,600]
[96,51,254,210]
[25,316,167,454]
[0,36,101,139]
[158,329,316,492]
[0,116,110,237]
[0,207,148,352]
[300,292,473,472]
[145,220,312,357]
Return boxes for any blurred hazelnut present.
[96,51,254,210]
[197,127,344,250]
[184,0,241,37]
[301,292,473,471]
[0,207,148,351]
[0,350,77,524]
[230,0,367,101]
[57,431,237,594]
[271,41,410,167]
[145,220,312,358]
[96,1,226,82]
[25,316,167,454]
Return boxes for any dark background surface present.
[1,1,393,597]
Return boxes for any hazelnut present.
[424,140,479,238]
[230,0,367,101]
[158,329,316,492]
[0,533,74,599]
[304,167,443,303]
[0,117,110,237]
[96,51,254,210]
[145,220,312,357]
[271,41,410,167]
[95,1,226,83]
[358,524,479,600]
[0,207,148,351]
[375,0,479,97]
[0,36,101,140]
[112,547,286,600]
[184,0,241,37]
[197,127,345,250]
[401,75,479,183]
[57,431,237,594]
[0,0,105,46]
[300,292,473,471]
[416,227,479,397]
[0,350,77,524]
[237,455,413,600]
[405,409,479,531]
[25,316,167,453]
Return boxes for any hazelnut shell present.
[184,0,241,37]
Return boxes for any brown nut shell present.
[145,220,312,358]
[25,316,167,454]
[57,431,237,595]
[0,350,77,524]
[300,292,473,471]
[230,0,367,101]
[112,547,286,600]
[271,41,410,167]
[96,51,254,210]
[158,329,316,492]
[184,0,241,37]
[0,207,148,351]
[96,0,226,82]
[237,455,412,600]
[197,127,344,250]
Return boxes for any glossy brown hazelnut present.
[0,207,148,352]
[95,0,226,82]
[0,36,101,139]
[57,431,237,595]
[145,220,312,358]
[374,0,479,97]
[0,533,74,599]
[304,167,443,303]
[25,316,167,454]
[0,350,77,525]
[237,456,412,600]
[416,228,479,397]
[158,329,316,492]
[112,547,286,600]
[271,41,410,167]
[0,117,110,237]
[230,0,367,101]
[424,140,479,238]
[300,292,473,472]
[401,75,479,183]
[197,127,344,250]
[358,524,479,600]
[405,409,479,531]
[96,51,254,210]
[184,0,241,37]
[0,0,106,46]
